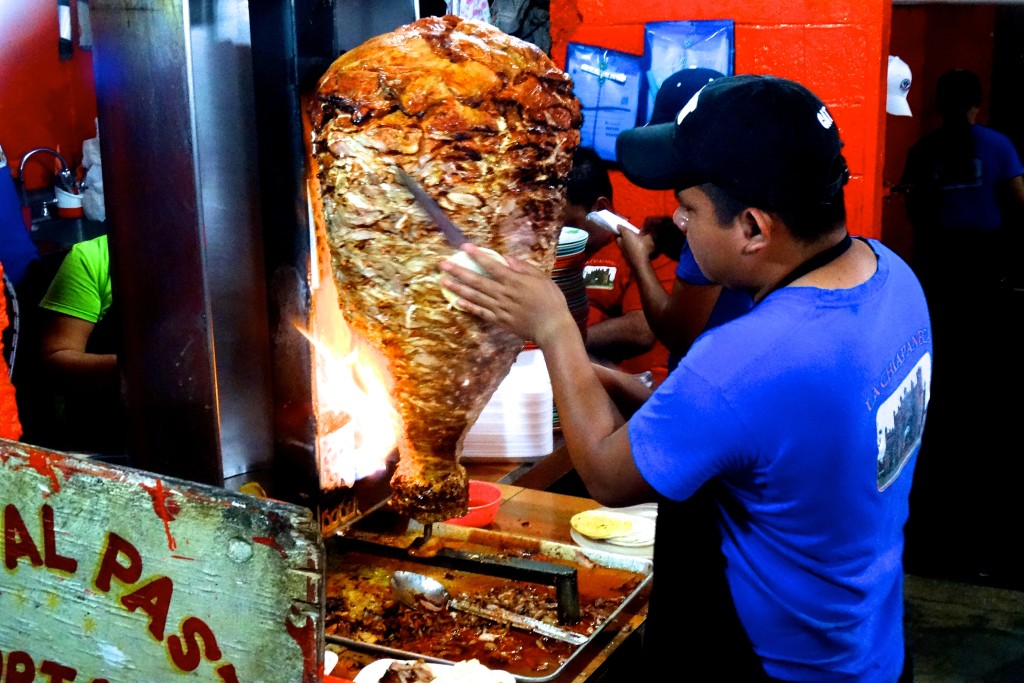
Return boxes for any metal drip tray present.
[331,531,581,624]
[324,521,653,682]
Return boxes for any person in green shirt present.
[38,234,126,456]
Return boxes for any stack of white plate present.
[549,226,589,433]
[553,227,590,338]
[557,226,589,256]
[461,349,554,461]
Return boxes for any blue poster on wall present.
[641,20,734,125]
[565,43,643,162]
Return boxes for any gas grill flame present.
[302,272,399,490]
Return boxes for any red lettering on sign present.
[40,659,78,682]
[3,504,43,570]
[93,533,142,592]
[120,576,173,641]
[42,504,77,574]
[3,650,35,682]
[0,651,84,682]
[168,616,222,672]
[216,663,239,683]
[141,479,179,551]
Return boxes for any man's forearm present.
[592,363,652,418]
[543,330,651,505]
[538,320,628,481]
[585,312,656,361]
[543,325,624,434]
[44,351,119,393]
[629,258,675,341]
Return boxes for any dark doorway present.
[886,2,1024,592]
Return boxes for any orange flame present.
[303,273,399,490]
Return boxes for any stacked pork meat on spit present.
[308,16,582,523]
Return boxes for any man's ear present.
[739,208,772,255]
[593,196,613,212]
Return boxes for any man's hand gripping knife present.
[439,243,653,506]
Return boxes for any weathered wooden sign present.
[0,438,325,682]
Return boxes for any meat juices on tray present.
[307,16,582,523]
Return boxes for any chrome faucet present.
[18,147,74,203]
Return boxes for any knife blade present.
[395,168,471,249]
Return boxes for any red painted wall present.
[0,1,97,191]
[551,0,893,240]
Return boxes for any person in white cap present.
[441,75,929,681]
[887,55,913,116]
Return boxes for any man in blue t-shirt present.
[441,75,931,681]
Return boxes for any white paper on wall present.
[641,20,734,125]
[565,43,643,162]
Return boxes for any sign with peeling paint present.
[0,438,325,682]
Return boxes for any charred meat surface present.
[308,15,581,523]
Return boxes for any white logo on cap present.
[676,87,705,125]
[816,105,834,129]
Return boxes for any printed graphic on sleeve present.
[876,354,931,491]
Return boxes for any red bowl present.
[445,480,502,527]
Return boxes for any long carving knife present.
[395,168,471,249]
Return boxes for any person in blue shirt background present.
[614,69,754,373]
[0,144,40,289]
[900,68,1024,294]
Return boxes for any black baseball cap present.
[616,75,849,209]
[647,67,724,126]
